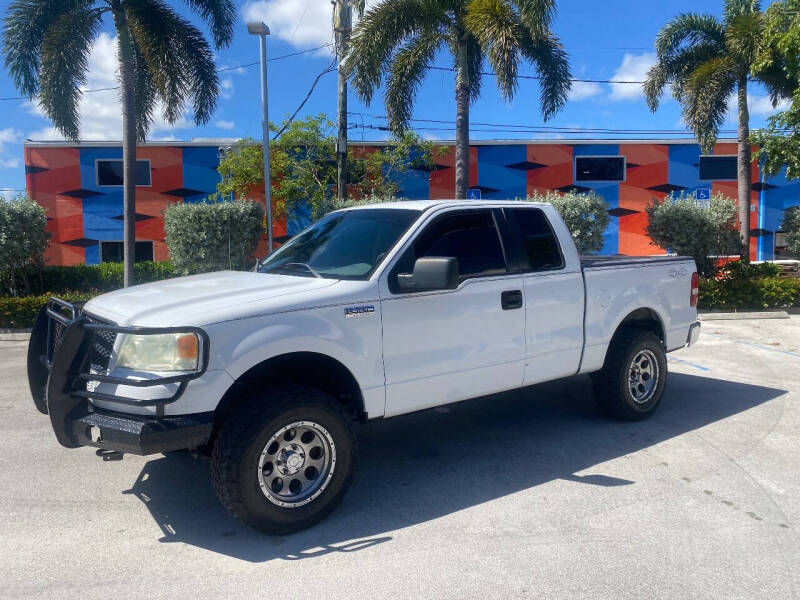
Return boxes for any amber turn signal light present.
[177,334,199,360]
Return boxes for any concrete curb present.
[0,328,31,342]
[699,311,790,321]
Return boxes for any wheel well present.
[614,308,665,344]
[211,352,365,441]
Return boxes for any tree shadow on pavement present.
[123,372,786,562]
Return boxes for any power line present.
[426,65,646,85]
[347,112,755,135]
[0,43,333,101]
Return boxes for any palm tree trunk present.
[455,33,470,200]
[736,76,752,261]
[114,9,137,287]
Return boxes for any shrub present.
[719,260,781,280]
[319,193,406,216]
[523,190,609,254]
[783,205,800,257]
[8,261,176,296]
[698,276,800,310]
[0,193,49,296]
[164,201,265,275]
[0,292,95,329]
[646,192,740,277]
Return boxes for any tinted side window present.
[393,210,507,287]
[512,208,564,271]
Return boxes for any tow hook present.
[95,449,124,461]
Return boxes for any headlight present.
[115,332,200,372]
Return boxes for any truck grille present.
[85,318,118,373]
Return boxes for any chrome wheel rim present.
[257,421,336,508]
[628,349,659,404]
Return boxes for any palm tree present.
[3,1,235,286]
[346,0,571,199]
[644,0,793,255]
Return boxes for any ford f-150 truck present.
[27,200,701,534]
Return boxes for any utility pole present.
[333,0,351,203]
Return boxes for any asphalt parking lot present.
[1,317,799,599]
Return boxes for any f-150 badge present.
[345,305,376,318]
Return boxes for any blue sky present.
[0,0,789,196]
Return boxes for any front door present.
[379,208,526,417]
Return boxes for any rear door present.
[504,206,585,385]
[379,208,526,417]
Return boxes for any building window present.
[100,241,154,263]
[96,159,151,187]
[698,155,737,181]
[575,156,626,182]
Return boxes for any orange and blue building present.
[23,138,800,266]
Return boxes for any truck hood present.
[83,271,340,327]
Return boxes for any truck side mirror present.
[396,257,459,292]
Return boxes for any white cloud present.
[609,52,655,101]
[569,80,602,101]
[724,93,791,123]
[215,120,236,130]
[0,157,20,169]
[26,33,192,141]
[0,128,22,153]
[0,188,21,200]
[220,77,234,100]
[242,0,378,48]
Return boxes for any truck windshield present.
[259,208,421,280]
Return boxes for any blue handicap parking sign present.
[466,188,481,200]
[696,188,711,200]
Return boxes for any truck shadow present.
[123,372,787,562]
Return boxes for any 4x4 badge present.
[344,305,375,318]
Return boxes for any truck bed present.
[581,255,690,269]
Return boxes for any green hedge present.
[699,276,800,311]
[5,261,176,296]
[0,292,96,329]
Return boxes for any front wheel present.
[211,385,355,534]
[591,328,667,421]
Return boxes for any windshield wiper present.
[269,262,322,278]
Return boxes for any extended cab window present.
[392,210,507,291]
[259,208,420,280]
[511,208,564,271]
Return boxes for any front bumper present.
[27,298,214,456]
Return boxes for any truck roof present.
[343,199,550,211]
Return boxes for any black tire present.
[210,385,356,535]
[591,328,667,421]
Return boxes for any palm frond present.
[125,0,219,126]
[2,0,97,98]
[725,13,762,64]
[353,0,367,18]
[467,36,484,102]
[682,56,738,152]
[654,13,725,60]
[37,7,102,141]
[511,0,556,37]
[345,0,449,105]
[385,29,444,133]
[132,42,157,141]
[754,61,797,106]
[180,0,235,48]
[466,0,522,101]
[723,0,761,26]
[645,42,726,110]
[522,31,570,120]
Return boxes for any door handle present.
[501,290,523,310]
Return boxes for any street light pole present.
[333,0,351,204]
[248,21,273,255]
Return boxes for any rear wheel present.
[591,328,667,421]
[211,385,355,534]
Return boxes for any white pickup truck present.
[28,200,700,534]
